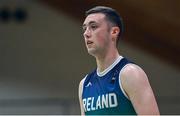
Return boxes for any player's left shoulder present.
[120,63,149,89]
[121,63,147,79]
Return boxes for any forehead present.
[83,13,106,25]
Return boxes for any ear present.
[111,27,120,42]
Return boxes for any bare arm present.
[78,78,85,115]
[121,64,159,115]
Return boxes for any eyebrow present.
[82,21,97,28]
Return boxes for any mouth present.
[86,41,93,45]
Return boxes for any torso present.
[81,56,136,115]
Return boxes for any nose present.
[83,28,91,39]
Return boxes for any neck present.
[95,48,120,72]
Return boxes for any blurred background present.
[0,0,180,114]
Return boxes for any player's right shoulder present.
[79,75,88,89]
[79,74,88,100]
[79,75,88,115]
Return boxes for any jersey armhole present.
[79,75,88,115]
[119,64,131,100]
[80,74,88,97]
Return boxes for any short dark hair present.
[85,6,124,42]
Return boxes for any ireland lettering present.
[83,93,118,112]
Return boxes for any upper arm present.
[78,77,86,115]
[121,64,159,115]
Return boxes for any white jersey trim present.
[79,75,87,114]
[97,56,123,77]
[82,75,88,90]
[80,75,88,97]
[119,63,132,100]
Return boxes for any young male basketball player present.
[79,6,159,115]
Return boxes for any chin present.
[87,49,97,56]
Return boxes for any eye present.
[90,24,98,30]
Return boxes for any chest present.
[83,70,120,97]
[82,71,123,113]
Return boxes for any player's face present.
[82,13,112,56]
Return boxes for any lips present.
[87,41,93,45]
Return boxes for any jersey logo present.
[110,70,118,84]
[110,76,116,84]
[85,82,92,87]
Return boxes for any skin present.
[79,13,160,115]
